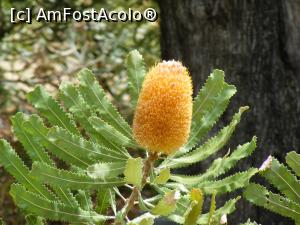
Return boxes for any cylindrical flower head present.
[133,61,193,155]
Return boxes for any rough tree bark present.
[157,0,300,224]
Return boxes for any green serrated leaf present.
[191,69,225,122]
[78,69,132,139]
[59,82,94,122]
[198,168,258,194]
[96,189,111,215]
[163,106,248,169]
[10,184,106,223]
[89,116,133,148]
[261,157,300,203]
[244,183,300,221]
[286,151,300,177]
[186,70,236,150]
[75,190,93,211]
[169,197,240,224]
[154,168,170,185]
[22,115,89,168]
[152,191,178,216]
[208,191,216,225]
[27,85,79,135]
[127,50,146,108]
[15,114,83,207]
[184,189,203,225]
[87,162,126,179]
[124,157,143,188]
[0,140,54,201]
[11,112,53,165]
[59,83,128,156]
[31,162,125,190]
[52,186,79,208]
[67,166,93,213]
[170,137,256,185]
[95,188,111,225]
[47,126,127,168]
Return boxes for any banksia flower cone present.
[133,61,193,155]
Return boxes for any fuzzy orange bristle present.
[132,61,193,155]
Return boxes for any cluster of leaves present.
[0,50,259,225]
[244,151,300,224]
[0,0,159,115]
[0,3,159,221]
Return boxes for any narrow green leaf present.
[52,186,79,208]
[169,197,240,224]
[96,189,111,214]
[208,191,216,225]
[22,114,48,143]
[25,116,125,168]
[11,112,52,165]
[17,114,83,207]
[0,140,54,201]
[109,189,117,215]
[191,69,225,132]
[164,106,248,169]
[31,162,125,190]
[124,157,143,188]
[198,168,258,194]
[27,85,79,135]
[152,191,178,216]
[23,115,87,168]
[186,70,236,150]
[10,184,107,223]
[154,168,171,185]
[78,69,132,139]
[126,50,146,108]
[87,162,126,179]
[89,116,133,148]
[95,188,111,225]
[244,183,300,221]
[75,190,93,211]
[47,127,127,167]
[286,151,300,176]
[59,83,128,155]
[72,167,94,212]
[261,157,300,203]
[184,189,203,225]
[170,137,256,185]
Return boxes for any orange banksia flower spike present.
[133,61,193,155]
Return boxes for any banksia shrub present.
[133,61,193,155]
[0,50,260,224]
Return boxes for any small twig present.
[124,184,133,190]
[113,187,127,202]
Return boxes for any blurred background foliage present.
[0,0,160,224]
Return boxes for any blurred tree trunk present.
[158,0,300,224]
